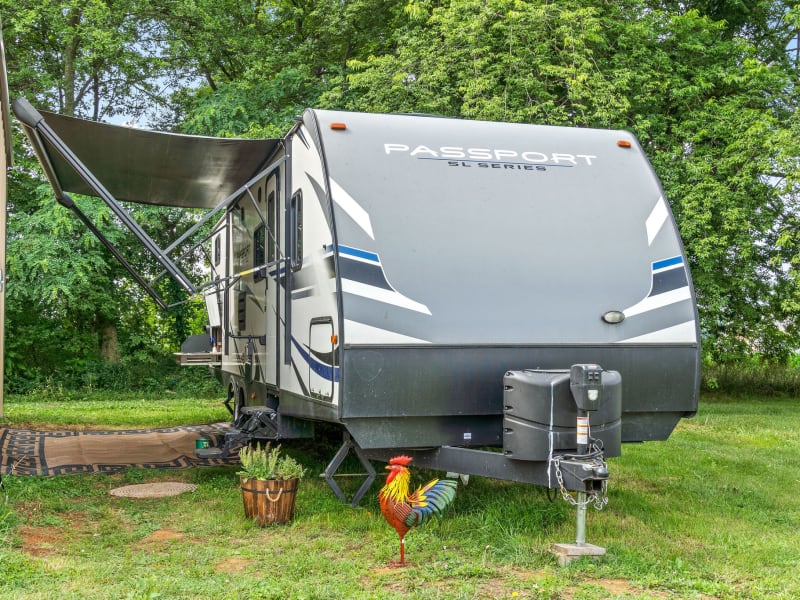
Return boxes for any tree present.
[2,0,181,121]
[154,0,407,136]
[4,0,799,385]
[334,0,800,362]
[2,1,203,390]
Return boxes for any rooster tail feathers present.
[404,478,458,528]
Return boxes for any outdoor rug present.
[0,424,239,476]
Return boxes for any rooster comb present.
[388,455,413,466]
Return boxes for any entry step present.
[174,352,222,366]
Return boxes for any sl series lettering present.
[447,161,547,171]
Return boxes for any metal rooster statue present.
[378,455,458,565]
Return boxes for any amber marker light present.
[331,334,338,345]
[617,140,632,148]
[330,122,347,130]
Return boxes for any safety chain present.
[550,453,609,511]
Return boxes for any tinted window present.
[291,191,303,271]
[254,224,266,282]
[267,190,276,264]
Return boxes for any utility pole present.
[0,19,12,418]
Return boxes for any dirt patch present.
[558,577,670,600]
[592,579,637,594]
[15,501,45,521]
[17,510,92,557]
[363,568,545,597]
[456,568,653,600]
[475,568,546,599]
[19,525,64,557]
[371,566,404,574]
[141,529,185,544]
[592,578,643,596]
[134,528,186,553]
[592,577,672,599]
[215,557,254,574]
[476,578,531,598]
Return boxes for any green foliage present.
[6,355,221,396]
[1,0,180,121]
[2,1,216,393]
[4,182,126,389]
[702,362,800,396]
[3,0,799,393]
[160,0,407,136]
[238,443,306,481]
[335,0,800,362]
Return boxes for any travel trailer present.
[13,98,700,506]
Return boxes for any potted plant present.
[238,443,305,526]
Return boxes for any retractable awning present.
[12,98,281,209]
[12,98,285,308]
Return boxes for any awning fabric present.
[14,102,281,209]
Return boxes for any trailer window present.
[253,224,266,282]
[290,191,303,271]
[237,291,247,332]
[231,203,249,275]
[267,190,276,264]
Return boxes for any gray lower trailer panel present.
[341,344,698,449]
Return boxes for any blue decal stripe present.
[337,245,380,263]
[653,256,683,271]
[291,337,340,383]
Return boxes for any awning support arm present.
[163,154,286,256]
[14,98,195,294]
[151,156,286,287]
[57,193,168,309]
[149,228,217,288]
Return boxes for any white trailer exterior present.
[14,100,700,498]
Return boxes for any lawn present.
[0,390,230,429]
[1,392,798,599]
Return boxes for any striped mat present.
[0,424,238,476]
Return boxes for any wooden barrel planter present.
[240,477,299,526]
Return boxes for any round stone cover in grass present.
[109,482,198,498]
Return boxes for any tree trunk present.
[63,8,82,116]
[99,321,120,363]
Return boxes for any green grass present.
[0,390,229,429]
[1,393,799,598]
